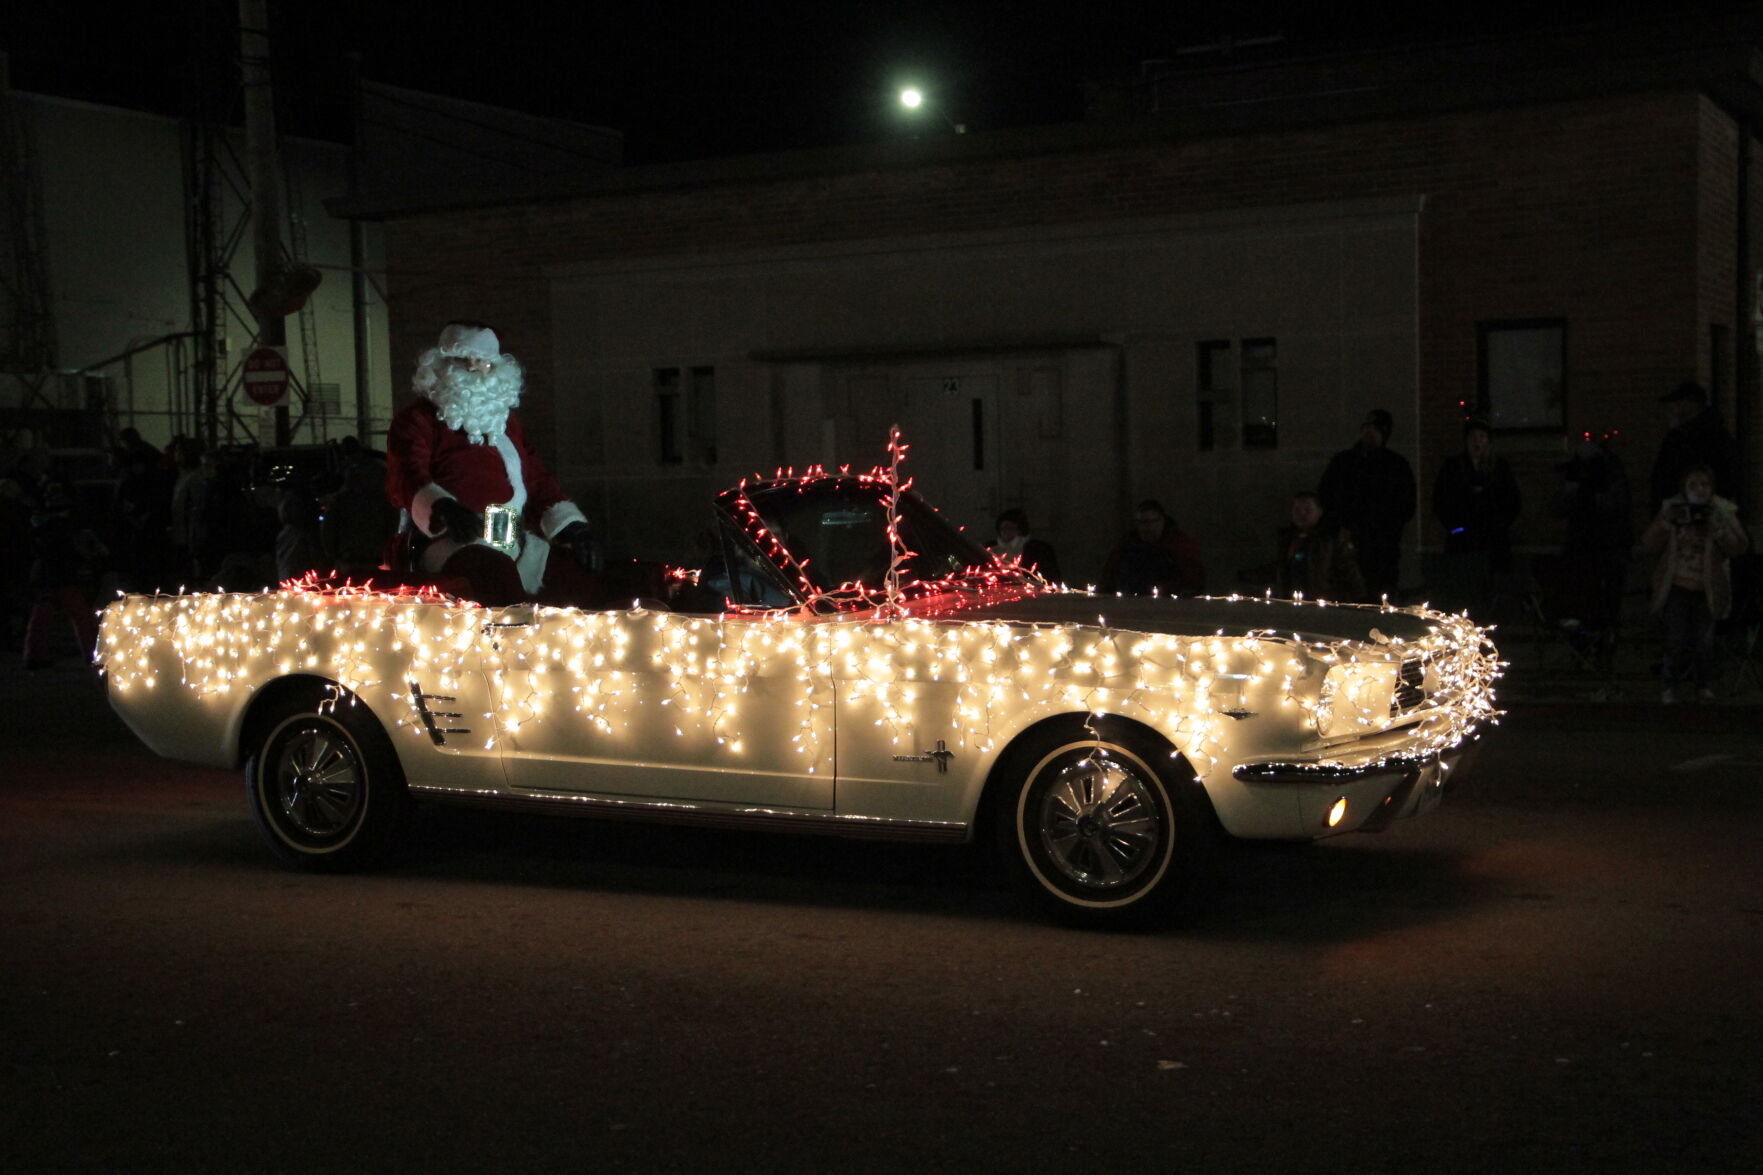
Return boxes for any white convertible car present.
[99,471,1499,925]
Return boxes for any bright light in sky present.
[899,87,924,109]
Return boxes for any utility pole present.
[239,0,290,446]
[348,52,373,443]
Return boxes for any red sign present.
[242,347,289,407]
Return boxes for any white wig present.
[412,346,524,444]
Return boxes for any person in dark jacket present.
[991,507,1062,584]
[23,482,104,669]
[1276,491,1367,602]
[1432,417,1522,616]
[321,441,397,579]
[109,444,172,593]
[1649,380,1738,512]
[1318,408,1416,602]
[1554,430,1633,639]
[274,490,328,583]
[1101,500,1205,596]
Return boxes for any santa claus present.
[386,322,596,606]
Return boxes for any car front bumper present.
[1229,733,1482,837]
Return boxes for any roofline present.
[329,7,1763,223]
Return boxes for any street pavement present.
[2,616,1760,1174]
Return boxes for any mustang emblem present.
[893,740,956,773]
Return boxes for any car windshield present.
[734,481,999,597]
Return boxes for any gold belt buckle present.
[482,504,519,556]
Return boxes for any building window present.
[655,365,717,466]
[1710,323,1731,406]
[655,369,682,464]
[310,382,342,416]
[1196,337,1277,450]
[1196,340,1230,452]
[1240,338,1277,450]
[1477,319,1564,431]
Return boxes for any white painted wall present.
[16,92,393,450]
[547,197,1420,585]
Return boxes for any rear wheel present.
[245,686,407,871]
[994,720,1208,927]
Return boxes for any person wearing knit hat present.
[1361,409,1393,445]
[385,322,599,606]
[1317,407,1416,602]
[1648,380,1738,512]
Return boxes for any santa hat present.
[436,322,500,361]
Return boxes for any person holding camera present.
[1643,464,1748,702]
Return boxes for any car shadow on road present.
[395,805,1020,919]
[1184,839,1500,942]
[380,805,1497,938]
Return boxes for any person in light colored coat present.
[1642,464,1748,701]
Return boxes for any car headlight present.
[1316,662,1398,737]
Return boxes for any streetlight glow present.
[900,87,924,109]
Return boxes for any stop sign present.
[242,346,289,407]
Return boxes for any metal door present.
[845,366,1001,539]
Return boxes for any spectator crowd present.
[3,375,1753,701]
[3,433,395,669]
[1053,379,1750,702]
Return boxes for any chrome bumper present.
[1232,746,1458,784]
[1230,737,1483,835]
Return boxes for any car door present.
[829,614,985,828]
[488,601,835,810]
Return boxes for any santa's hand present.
[555,520,599,569]
[430,498,483,543]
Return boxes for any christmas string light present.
[97,574,1500,781]
[96,440,1497,785]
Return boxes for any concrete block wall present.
[385,87,1720,565]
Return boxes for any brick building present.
[352,12,1763,592]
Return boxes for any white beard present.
[412,349,524,444]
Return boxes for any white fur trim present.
[517,535,549,595]
[438,323,499,359]
[541,500,587,539]
[412,483,454,537]
[419,534,463,575]
[492,434,526,515]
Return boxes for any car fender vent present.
[409,680,471,746]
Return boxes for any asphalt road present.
[3,658,1760,1174]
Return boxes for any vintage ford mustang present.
[98,469,1499,925]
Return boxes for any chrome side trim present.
[405,784,971,844]
[1232,745,1457,785]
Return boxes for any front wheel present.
[994,720,1209,927]
[245,686,408,871]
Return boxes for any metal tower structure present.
[180,0,317,450]
[0,51,61,451]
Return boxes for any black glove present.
[429,498,482,544]
[554,520,599,570]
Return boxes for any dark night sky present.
[1,0,1710,165]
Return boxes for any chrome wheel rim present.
[271,721,364,840]
[1035,753,1162,891]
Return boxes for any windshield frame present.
[714,476,1022,609]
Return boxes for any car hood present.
[920,590,1439,646]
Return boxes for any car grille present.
[1393,657,1426,713]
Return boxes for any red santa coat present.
[385,398,586,592]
